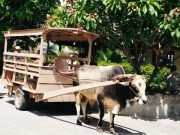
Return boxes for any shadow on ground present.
[6,99,146,135]
[0,93,6,99]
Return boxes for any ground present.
[0,80,180,135]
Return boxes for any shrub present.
[97,61,118,66]
[94,49,123,64]
[119,61,136,74]
[140,65,170,94]
[97,60,170,94]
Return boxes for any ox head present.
[113,74,147,105]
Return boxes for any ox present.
[73,65,147,134]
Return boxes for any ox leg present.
[81,98,90,124]
[96,98,104,133]
[109,112,118,134]
[75,93,82,126]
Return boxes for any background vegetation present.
[96,49,170,94]
[0,0,179,94]
[48,0,180,87]
[0,0,60,74]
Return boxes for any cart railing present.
[46,55,89,68]
[2,52,48,87]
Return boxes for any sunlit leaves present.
[103,0,125,13]
[142,3,147,14]
[48,0,103,30]
[159,7,180,42]
[0,0,60,49]
[149,4,157,16]
[48,0,179,45]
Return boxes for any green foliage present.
[48,0,180,43]
[94,50,108,63]
[48,43,59,55]
[147,66,170,93]
[67,46,78,53]
[58,50,67,56]
[140,64,155,79]
[94,48,123,64]
[47,0,104,30]
[97,60,170,94]
[123,63,170,93]
[97,61,117,66]
[48,1,180,77]
[120,61,136,74]
[0,0,60,74]
[0,0,60,45]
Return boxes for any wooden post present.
[87,41,92,65]
[24,57,28,85]
[4,37,8,53]
[83,33,93,65]
[46,37,50,62]
[39,35,45,67]
[2,37,8,81]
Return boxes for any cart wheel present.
[14,88,29,110]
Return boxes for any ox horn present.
[112,74,133,85]
[113,74,133,81]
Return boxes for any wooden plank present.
[38,74,72,84]
[36,84,61,93]
[12,81,24,85]
[46,55,89,61]
[27,67,39,72]
[45,95,63,102]
[36,84,72,93]
[4,52,40,59]
[69,93,76,102]
[4,60,40,67]
[62,94,71,102]
[5,64,39,72]
[2,28,46,37]
[49,35,87,41]
[35,81,115,101]
[45,93,76,102]
[40,69,54,74]
[3,67,39,77]
[2,28,99,38]
[22,87,36,93]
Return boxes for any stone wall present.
[121,94,180,118]
[90,93,180,118]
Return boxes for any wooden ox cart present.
[1,28,117,110]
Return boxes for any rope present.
[129,86,140,98]
[56,70,73,80]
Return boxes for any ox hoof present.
[84,119,90,124]
[76,120,82,126]
[110,128,118,135]
[96,126,103,133]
